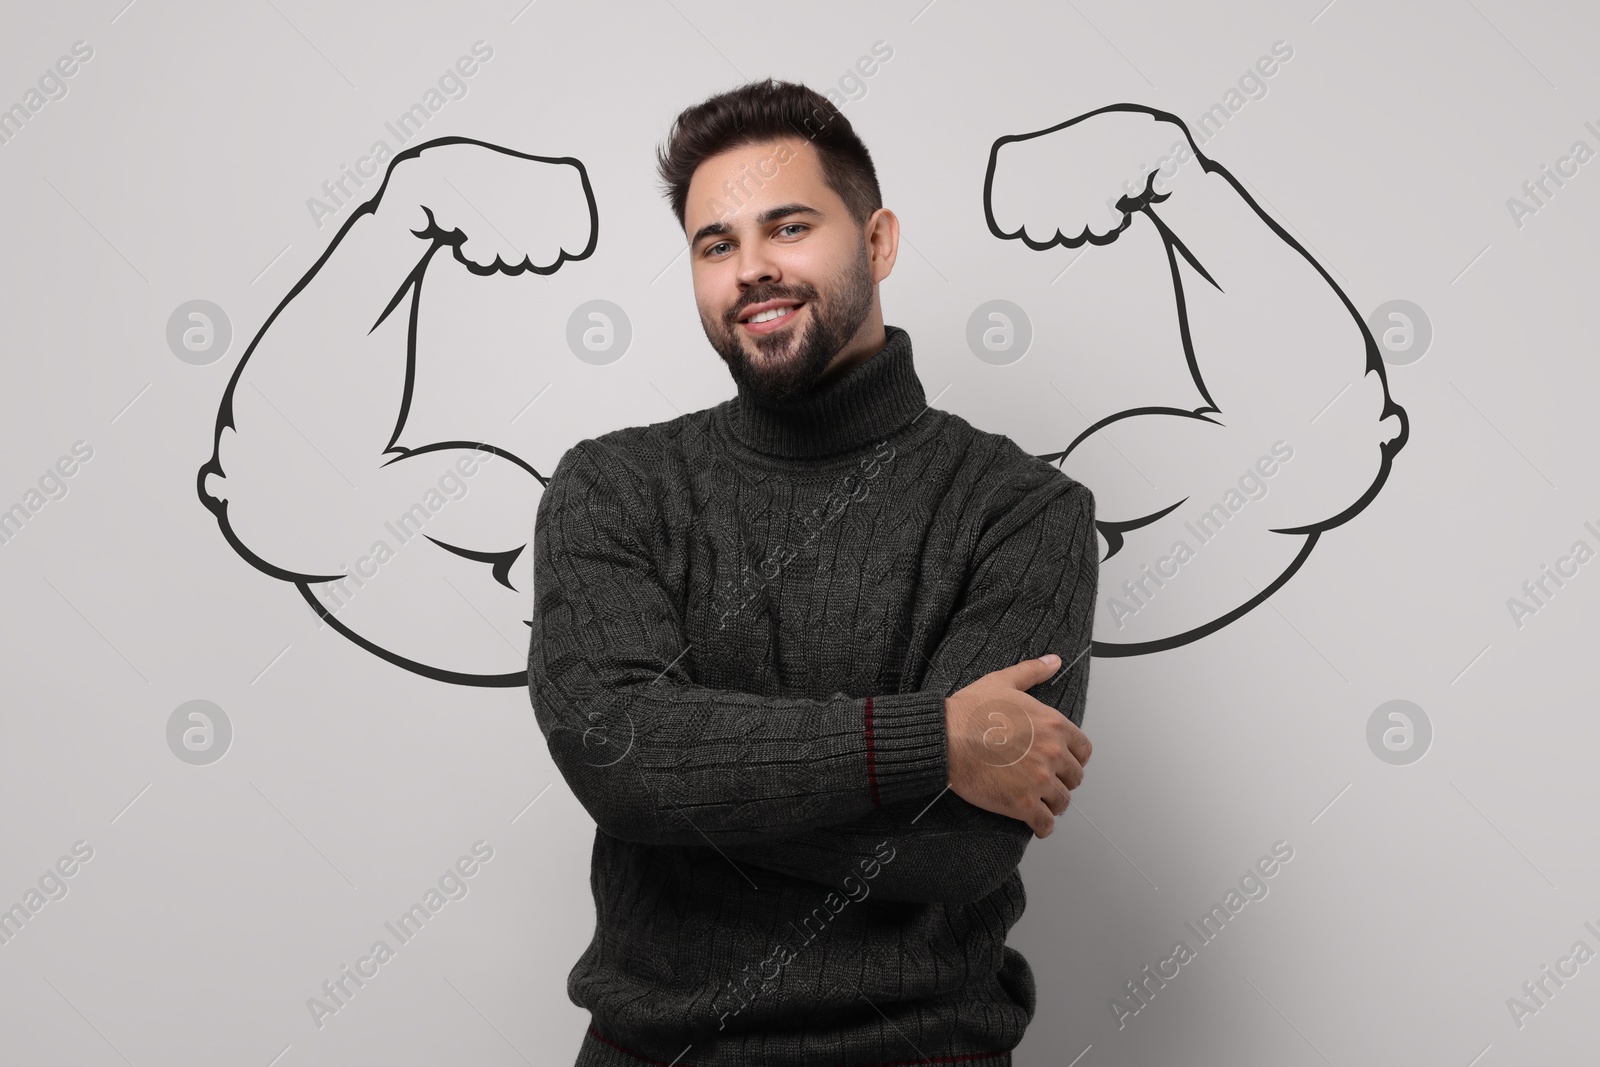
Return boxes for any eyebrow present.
[690,203,823,249]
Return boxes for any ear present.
[864,207,900,282]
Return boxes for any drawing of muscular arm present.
[197,137,597,685]
[986,105,1408,653]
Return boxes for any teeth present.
[749,305,796,324]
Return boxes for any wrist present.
[867,691,951,806]
[373,152,448,231]
[1105,117,1199,212]
[1144,123,1203,200]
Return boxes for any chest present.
[667,442,966,700]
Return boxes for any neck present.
[723,324,927,460]
[813,315,886,390]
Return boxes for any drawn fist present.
[378,139,596,273]
[985,105,1183,247]
[198,136,600,685]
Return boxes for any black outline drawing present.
[986,104,1409,657]
[197,136,597,687]
[198,109,1407,686]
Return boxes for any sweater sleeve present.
[719,472,1098,903]
[528,439,951,848]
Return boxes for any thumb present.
[1006,653,1060,689]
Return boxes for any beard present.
[701,239,875,409]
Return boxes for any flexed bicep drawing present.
[199,111,1405,687]
[197,137,596,686]
[987,104,1408,655]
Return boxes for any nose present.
[734,242,780,288]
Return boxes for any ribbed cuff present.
[863,689,950,807]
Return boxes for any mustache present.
[726,284,819,326]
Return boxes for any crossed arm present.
[720,476,1097,902]
[528,439,1098,903]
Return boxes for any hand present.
[376,139,596,272]
[944,654,1092,838]
[985,104,1183,247]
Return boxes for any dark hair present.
[655,78,882,231]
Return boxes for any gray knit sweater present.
[528,324,1098,1067]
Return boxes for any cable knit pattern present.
[529,325,1098,1067]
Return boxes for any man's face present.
[684,137,879,407]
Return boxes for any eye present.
[776,223,808,238]
[703,240,732,257]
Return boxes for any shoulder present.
[552,408,715,481]
[938,409,1093,508]
[542,408,717,523]
[591,405,719,457]
[932,410,1095,550]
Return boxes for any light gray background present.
[2,1,1597,1064]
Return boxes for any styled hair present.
[655,78,882,231]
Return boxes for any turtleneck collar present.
[722,324,928,461]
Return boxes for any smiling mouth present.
[740,302,806,335]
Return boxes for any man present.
[529,79,1098,1067]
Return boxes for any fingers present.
[1046,778,1071,817]
[1001,757,1081,838]
[1030,707,1089,787]
[1027,772,1075,838]
[1020,748,1075,836]
[1053,752,1085,793]
[1064,720,1093,768]
[1004,653,1061,689]
[1026,797,1056,839]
